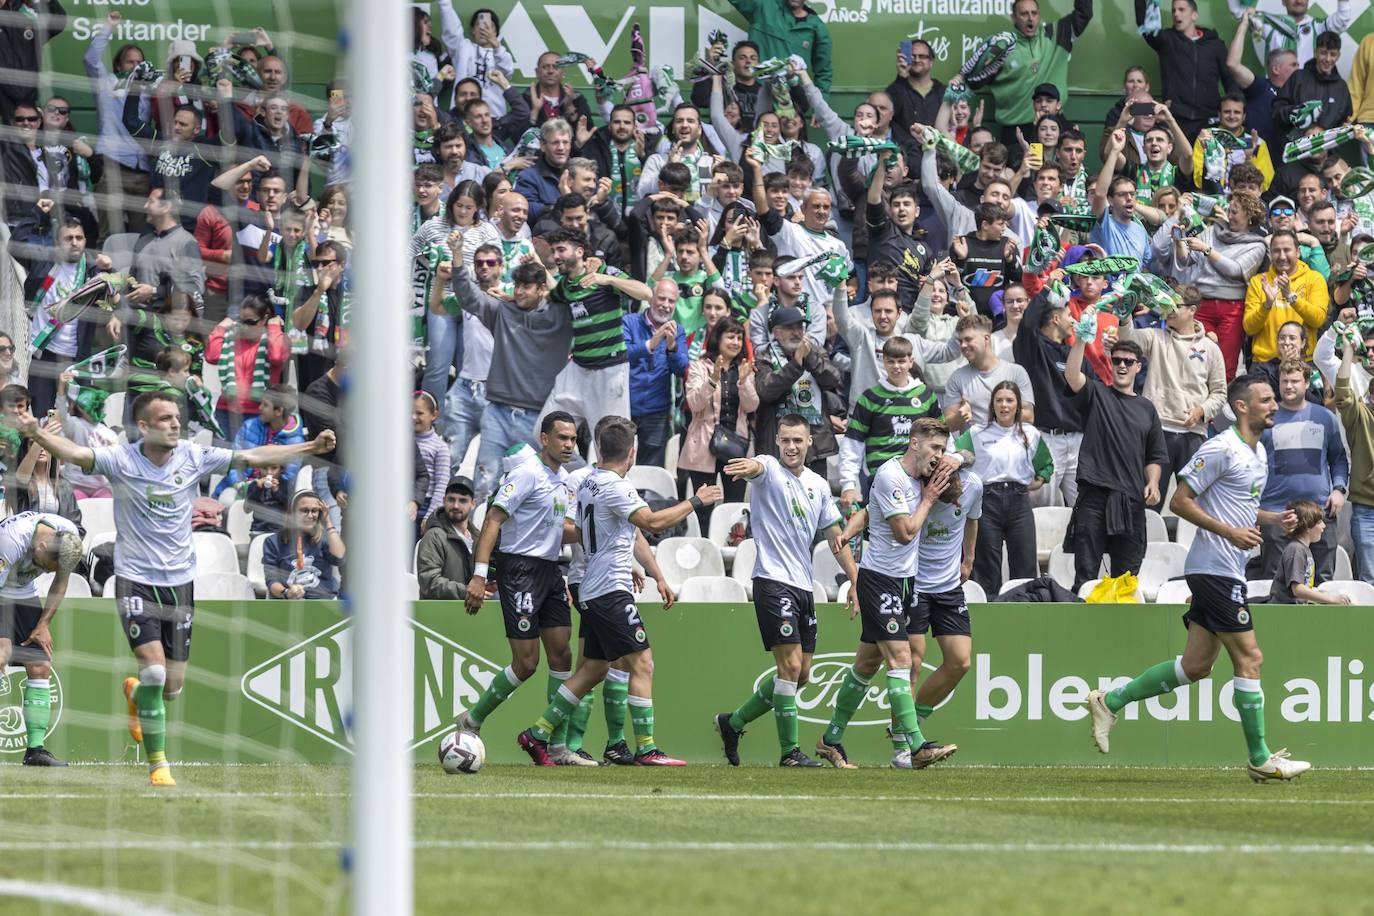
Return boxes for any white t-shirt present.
[768,220,852,309]
[490,458,570,563]
[564,465,594,586]
[860,457,921,579]
[914,471,983,594]
[1180,427,1267,582]
[0,512,79,598]
[92,441,235,585]
[29,261,82,358]
[940,360,1035,429]
[577,469,648,602]
[747,455,843,591]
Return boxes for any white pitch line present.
[0,878,189,916]
[0,840,1371,855]
[2,790,1370,806]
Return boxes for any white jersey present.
[490,457,570,563]
[92,441,235,586]
[1179,427,1267,582]
[860,457,921,579]
[0,512,79,598]
[915,471,983,594]
[577,469,648,602]
[564,465,595,586]
[748,456,842,590]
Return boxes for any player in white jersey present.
[712,415,859,767]
[457,413,585,762]
[0,511,83,767]
[1087,376,1311,782]
[815,418,953,769]
[517,416,722,766]
[897,469,982,768]
[562,447,673,766]
[18,391,335,786]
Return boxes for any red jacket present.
[194,206,233,294]
[205,322,289,415]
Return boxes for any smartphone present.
[1170,225,1184,240]
[477,11,494,29]
[1129,102,1154,117]
[1338,201,1354,220]
[177,55,192,73]
[230,31,257,46]
[1029,142,1043,161]
[329,89,344,101]
[899,39,913,63]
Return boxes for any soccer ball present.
[438,730,485,774]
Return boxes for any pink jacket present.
[678,358,759,473]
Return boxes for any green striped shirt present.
[845,380,939,478]
[552,269,629,369]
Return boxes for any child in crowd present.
[1269,500,1352,605]
[411,391,447,532]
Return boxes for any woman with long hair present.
[264,490,345,599]
[954,380,1053,596]
[316,184,352,248]
[679,317,758,528]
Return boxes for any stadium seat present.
[663,435,680,477]
[706,502,750,565]
[1246,580,1273,600]
[1336,545,1353,582]
[812,580,828,604]
[1337,498,1353,556]
[295,464,314,495]
[678,576,748,602]
[34,572,91,598]
[730,538,757,598]
[998,577,1033,597]
[193,532,241,577]
[810,542,844,600]
[79,497,115,549]
[102,576,117,597]
[627,465,677,501]
[1077,578,1102,600]
[246,533,270,597]
[963,580,988,603]
[1046,545,1077,589]
[1157,476,1177,518]
[836,579,851,603]
[653,537,725,588]
[227,500,252,547]
[1154,580,1192,604]
[401,573,419,600]
[1033,506,1072,565]
[471,500,487,534]
[1136,542,1190,602]
[195,571,256,600]
[455,435,480,480]
[682,510,702,539]
[1317,579,1374,604]
[1174,517,1198,549]
[1145,510,1168,544]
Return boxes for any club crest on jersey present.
[886,619,900,634]
[780,622,794,637]
[517,617,532,632]
[634,627,646,643]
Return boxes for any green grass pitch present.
[1,763,1372,914]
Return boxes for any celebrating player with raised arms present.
[1086,376,1310,782]
[815,418,955,769]
[17,392,336,786]
[713,414,859,768]
[0,512,83,767]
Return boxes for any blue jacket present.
[511,155,562,222]
[213,413,307,496]
[622,312,688,416]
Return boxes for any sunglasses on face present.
[0,346,12,354]
[311,258,337,267]
[46,106,69,116]
[1110,356,1139,368]
[1270,207,1295,217]
[474,258,500,267]
[13,116,39,125]
[240,315,263,326]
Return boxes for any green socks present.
[531,684,580,742]
[823,666,871,746]
[772,678,798,755]
[469,666,523,726]
[603,670,630,745]
[729,679,775,732]
[1106,659,1186,713]
[566,689,595,753]
[548,670,572,748]
[1234,677,1272,767]
[134,682,167,763]
[23,680,51,749]
[915,702,935,723]
[887,670,925,748]
[628,695,656,754]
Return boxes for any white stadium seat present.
[1136,542,1190,602]
[455,435,480,480]
[193,531,241,577]
[1335,546,1353,582]
[294,464,314,494]
[195,571,257,600]
[627,465,677,501]
[730,538,757,598]
[1145,510,1168,544]
[962,580,988,603]
[1246,580,1273,600]
[998,577,1033,598]
[227,500,253,547]
[810,542,844,601]
[1154,580,1193,604]
[79,497,115,549]
[1032,506,1072,565]
[663,435,680,477]
[246,533,270,597]
[1174,517,1198,549]
[1047,545,1077,589]
[706,502,750,565]
[678,576,748,602]
[652,537,725,588]
[102,576,117,598]
[836,579,852,603]
[34,572,91,598]
[1317,579,1374,605]
[811,580,828,604]
[1077,578,1102,600]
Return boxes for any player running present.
[816,418,953,769]
[517,416,721,766]
[713,414,859,767]
[17,391,335,786]
[457,413,582,763]
[1086,376,1310,782]
[0,511,83,767]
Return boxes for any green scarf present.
[273,239,309,300]
[218,325,271,403]
[30,255,89,355]
[1133,161,1175,201]
[610,142,642,213]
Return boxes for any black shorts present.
[857,568,912,643]
[1183,574,1254,634]
[580,590,650,661]
[0,594,49,664]
[909,587,972,638]
[115,577,195,662]
[496,554,570,640]
[753,578,817,652]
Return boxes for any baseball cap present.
[768,306,806,329]
[447,476,474,497]
[1032,83,1060,101]
[1268,195,1297,212]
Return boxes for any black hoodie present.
[1134,0,1235,124]
[1273,58,1353,135]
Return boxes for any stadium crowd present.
[3,0,1374,610]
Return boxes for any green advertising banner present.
[6,598,1371,768]
[43,1,1373,101]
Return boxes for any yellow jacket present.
[1350,33,1374,124]
[1243,261,1329,362]
[1191,135,1274,191]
